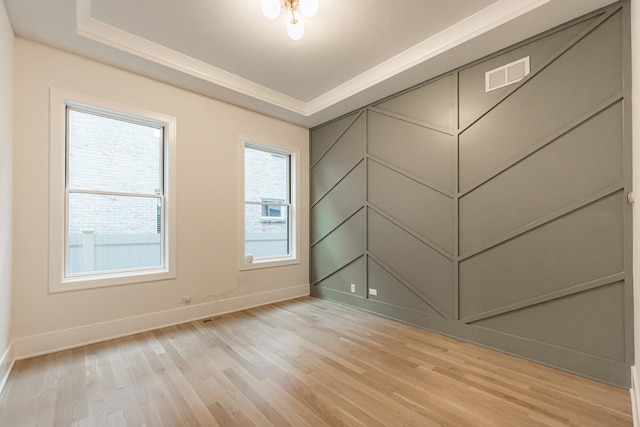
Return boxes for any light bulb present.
[287,19,304,40]
[261,0,281,20]
[299,0,318,18]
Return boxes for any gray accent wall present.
[310,2,632,387]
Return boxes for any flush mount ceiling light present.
[261,0,319,40]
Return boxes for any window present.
[49,89,176,292]
[261,198,285,220]
[240,139,298,269]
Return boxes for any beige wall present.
[11,38,309,352]
[0,0,13,368]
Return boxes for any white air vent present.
[485,56,530,92]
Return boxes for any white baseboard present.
[0,340,15,397]
[631,366,639,427]
[12,283,309,361]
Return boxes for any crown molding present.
[76,0,309,115]
[306,0,550,115]
[76,0,549,118]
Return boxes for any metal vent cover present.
[485,56,530,92]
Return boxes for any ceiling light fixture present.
[261,0,319,41]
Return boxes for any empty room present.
[0,0,639,425]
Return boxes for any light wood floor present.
[0,297,632,426]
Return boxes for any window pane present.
[261,198,285,218]
[68,109,162,194]
[245,203,289,258]
[68,193,162,274]
[244,146,288,203]
[262,204,282,217]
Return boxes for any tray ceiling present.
[4,0,618,126]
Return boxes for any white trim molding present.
[632,366,639,427]
[75,0,308,116]
[12,284,309,361]
[0,341,15,397]
[76,0,549,117]
[238,135,301,271]
[308,0,550,115]
[48,88,178,292]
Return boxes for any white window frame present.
[239,136,299,270]
[49,88,177,292]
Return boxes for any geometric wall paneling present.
[459,101,623,255]
[311,161,365,245]
[368,159,454,254]
[368,257,442,317]
[310,208,365,284]
[314,256,367,298]
[470,281,626,362]
[367,209,453,318]
[367,111,454,193]
[311,112,365,205]
[458,11,622,192]
[459,192,624,320]
[374,74,455,130]
[310,111,360,166]
[310,2,630,386]
[458,16,600,129]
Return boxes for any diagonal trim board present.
[374,74,455,130]
[368,209,454,318]
[458,7,623,192]
[461,272,625,324]
[459,192,624,319]
[457,7,614,134]
[310,2,631,386]
[311,114,365,206]
[314,256,367,298]
[368,159,454,255]
[75,0,551,116]
[311,209,365,284]
[457,14,601,128]
[311,112,361,167]
[367,255,446,318]
[469,281,626,362]
[311,162,365,246]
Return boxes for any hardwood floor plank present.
[306,357,442,427]
[254,378,332,427]
[222,367,292,427]
[0,297,632,426]
[206,366,269,426]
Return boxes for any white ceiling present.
[4,0,618,127]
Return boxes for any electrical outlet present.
[350,283,356,293]
[369,288,377,296]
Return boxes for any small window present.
[49,89,176,292]
[240,138,298,269]
[261,198,286,221]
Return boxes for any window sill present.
[50,268,175,293]
[239,257,299,271]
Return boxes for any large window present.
[240,139,298,269]
[50,89,176,292]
